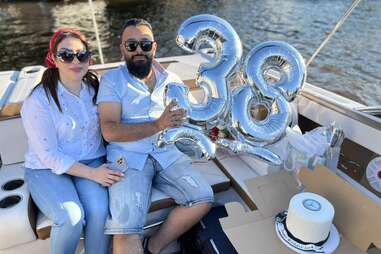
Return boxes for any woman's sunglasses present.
[124,40,154,52]
[56,48,91,63]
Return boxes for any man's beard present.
[125,54,153,79]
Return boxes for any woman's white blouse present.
[21,82,106,174]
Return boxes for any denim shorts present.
[104,155,214,235]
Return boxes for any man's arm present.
[98,100,186,142]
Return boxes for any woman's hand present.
[89,164,124,187]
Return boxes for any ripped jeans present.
[104,155,214,235]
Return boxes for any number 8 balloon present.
[230,41,306,146]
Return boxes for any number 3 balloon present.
[157,14,242,159]
[167,14,242,126]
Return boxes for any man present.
[97,18,214,254]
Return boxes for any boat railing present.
[355,106,381,119]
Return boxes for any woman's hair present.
[33,30,99,112]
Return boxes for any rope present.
[306,0,363,67]
[88,0,104,64]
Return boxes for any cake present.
[285,192,335,244]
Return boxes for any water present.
[0,0,380,106]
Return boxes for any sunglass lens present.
[126,41,139,52]
[140,41,153,52]
[77,51,91,63]
[59,51,75,63]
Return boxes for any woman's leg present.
[25,168,84,254]
[73,157,110,254]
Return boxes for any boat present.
[0,3,381,254]
[0,51,380,253]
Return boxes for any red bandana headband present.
[44,28,90,68]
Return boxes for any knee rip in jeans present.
[180,175,199,188]
[55,201,83,227]
[135,192,144,210]
[111,192,144,223]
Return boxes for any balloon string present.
[306,0,362,67]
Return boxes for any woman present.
[21,28,123,254]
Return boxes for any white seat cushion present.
[36,160,230,239]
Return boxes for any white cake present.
[286,192,335,244]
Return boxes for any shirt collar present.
[58,81,86,98]
[121,60,168,92]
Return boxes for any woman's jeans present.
[25,157,110,254]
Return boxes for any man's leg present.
[148,156,214,254]
[113,234,142,254]
[148,203,211,254]
[104,158,155,254]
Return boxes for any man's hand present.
[156,100,186,130]
[98,101,186,142]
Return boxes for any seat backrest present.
[0,66,45,118]
[0,66,44,166]
[0,117,28,165]
[0,70,19,111]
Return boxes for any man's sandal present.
[143,236,153,254]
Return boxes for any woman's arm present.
[67,162,123,187]
[21,93,122,186]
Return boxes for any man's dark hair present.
[121,18,153,38]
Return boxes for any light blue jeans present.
[25,157,110,254]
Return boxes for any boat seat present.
[0,163,36,250]
[35,160,230,240]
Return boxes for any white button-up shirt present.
[21,82,106,174]
[97,61,185,170]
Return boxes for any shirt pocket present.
[122,92,150,121]
[107,149,128,172]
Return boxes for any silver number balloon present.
[157,125,216,160]
[217,138,282,165]
[158,16,306,166]
[168,14,243,127]
[230,41,306,146]
[157,14,243,159]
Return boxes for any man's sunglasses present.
[56,48,91,63]
[124,40,154,52]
